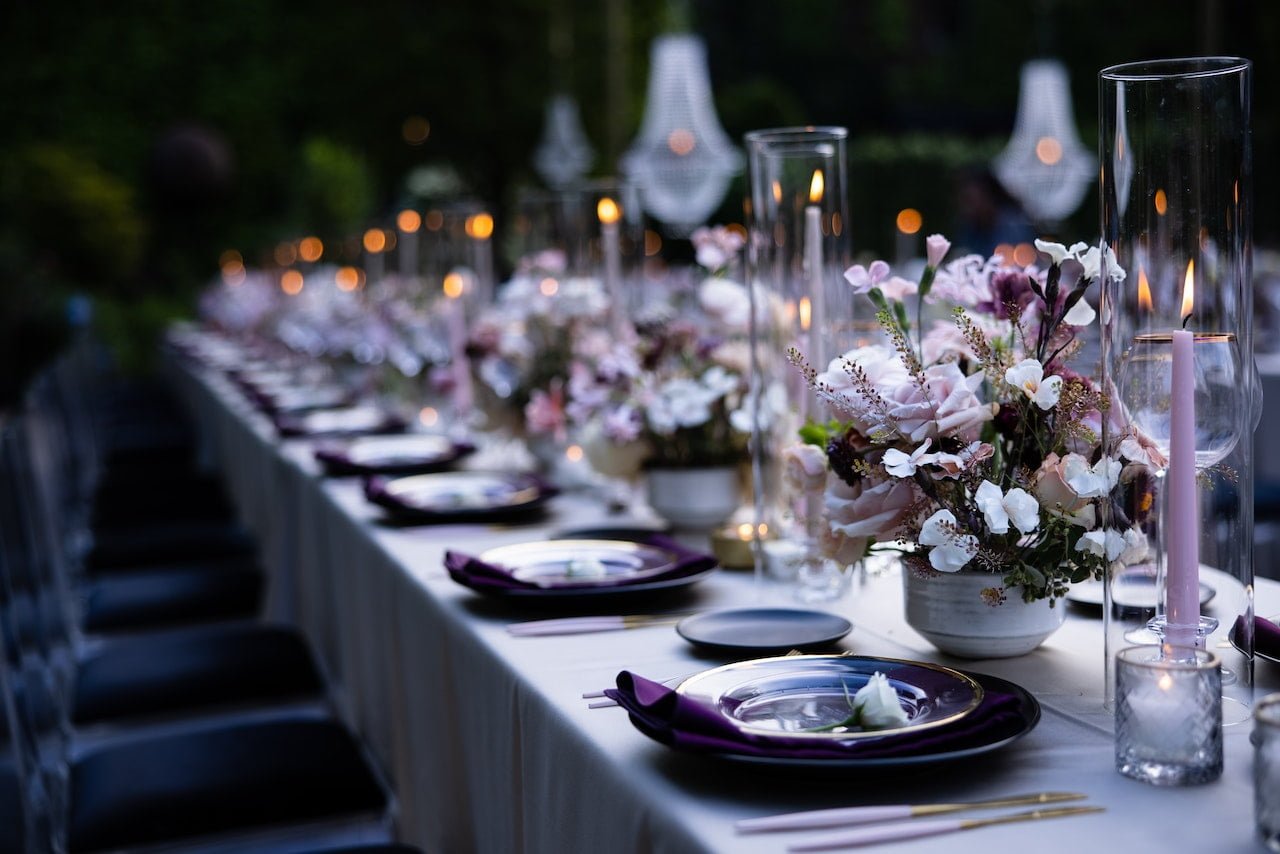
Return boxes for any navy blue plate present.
[676,608,852,654]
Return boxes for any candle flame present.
[771,180,782,205]
[1158,672,1174,692]
[798,296,812,331]
[596,197,620,225]
[736,523,754,540]
[809,169,824,203]
[1137,268,1153,312]
[443,272,465,299]
[1181,260,1195,322]
[465,213,494,240]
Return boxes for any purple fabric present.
[314,441,475,476]
[1231,615,1280,658]
[604,671,1027,760]
[365,472,558,524]
[444,534,716,592]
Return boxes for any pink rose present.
[883,362,992,443]
[1032,452,1095,527]
[825,475,918,543]
[783,443,828,495]
[524,381,567,439]
[818,525,869,566]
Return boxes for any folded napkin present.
[1230,615,1280,658]
[315,440,475,476]
[367,472,557,524]
[604,671,1027,761]
[444,533,716,593]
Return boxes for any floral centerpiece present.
[467,249,611,440]
[568,225,752,477]
[788,234,1140,605]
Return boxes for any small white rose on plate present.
[853,672,909,729]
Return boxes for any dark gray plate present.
[677,608,852,654]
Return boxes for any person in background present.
[953,166,1036,258]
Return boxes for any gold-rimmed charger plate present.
[676,654,984,742]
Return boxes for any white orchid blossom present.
[975,481,1040,535]
[918,509,979,572]
[1004,359,1063,410]
[1034,239,1071,265]
[883,440,933,478]
[1063,454,1120,499]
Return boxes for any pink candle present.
[1166,264,1199,648]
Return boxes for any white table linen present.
[170,350,1279,853]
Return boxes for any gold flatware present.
[738,791,1086,833]
[787,805,1104,851]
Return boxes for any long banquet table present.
[168,340,1279,854]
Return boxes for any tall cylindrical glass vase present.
[1099,58,1256,720]
[744,127,853,600]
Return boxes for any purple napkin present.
[1230,615,1280,658]
[604,671,1028,761]
[444,534,716,593]
[366,472,558,524]
[314,441,475,476]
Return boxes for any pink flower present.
[925,234,951,268]
[524,381,567,439]
[843,260,891,294]
[818,525,870,567]
[879,276,919,301]
[882,362,993,443]
[1031,452,1095,527]
[691,225,746,271]
[783,443,829,495]
[824,475,918,544]
[816,345,910,433]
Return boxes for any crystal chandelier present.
[622,34,742,235]
[533,94,595,190]
[993,59,1095,227]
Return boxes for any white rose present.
[853,672,909,729]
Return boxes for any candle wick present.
[1181,313,1192,330]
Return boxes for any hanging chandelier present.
[621,33,742,236]
[993,59,1095,228]
[533,94,595,190]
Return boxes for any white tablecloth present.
[170,348,1280,854]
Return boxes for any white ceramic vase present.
[646,466,740,530]
[902,567,1066,658]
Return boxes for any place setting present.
[590,654,1043,770]
[364,469,557,526]
[314,433,476,476]
[444,532,718,601]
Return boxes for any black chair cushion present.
[86,520,255,571]
[73,624,324,725]
[69,719,387,852]
[81,561,263,633]
[0,759,24,853]
[91,472,234,528]
[290,846,423,853]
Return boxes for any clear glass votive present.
[1254,694,1280,850]
[1115,645,1222,785]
